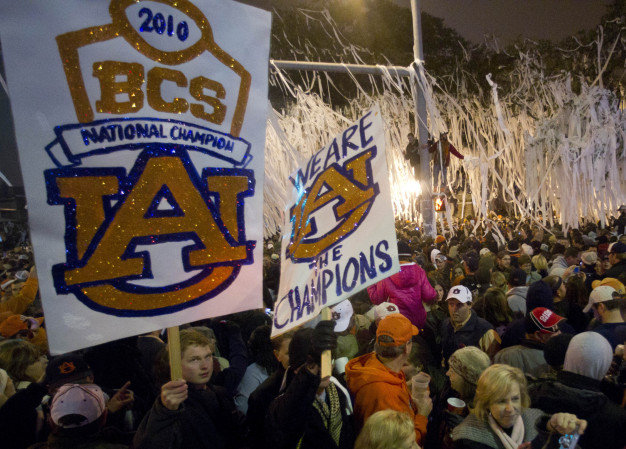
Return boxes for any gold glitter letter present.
[189,76,226,124]
[93,61,145,114]
[147,67,189,114]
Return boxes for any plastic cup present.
[411,372,431,399]
[447,397,467,415]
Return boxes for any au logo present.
[286,148,380,263]
[44,0,256,316]
[59,361,76,375]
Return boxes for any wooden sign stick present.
[320,307,332,378]
[167,326,182,380]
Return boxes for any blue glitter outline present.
[286,146,380,264]
[144,184,185,218]
[45,117,252,168]
[44,144,255,317]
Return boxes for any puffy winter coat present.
[367,263,437,328]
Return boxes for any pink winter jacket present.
[367,262,437,328]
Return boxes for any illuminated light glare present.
[405,178,422,197]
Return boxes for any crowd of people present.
[1,212,626,449]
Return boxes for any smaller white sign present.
[272,105,400,336]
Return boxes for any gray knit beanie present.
[448,346,491,386]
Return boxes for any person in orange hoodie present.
[345,314,432,446]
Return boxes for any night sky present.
[399,0,612,44]
[0,0,616,187]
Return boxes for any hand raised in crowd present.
[309,320,338,365]
[547,413,587,435]
[107,380,135,413]
[160,379,188,411]
[414,394,433,418]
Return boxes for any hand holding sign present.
[309,319,337,367]
[160,379,188,411]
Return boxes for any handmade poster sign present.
[272,105,400,336]
[0,0,270,354]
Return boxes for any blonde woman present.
[355,410,418,449]
[0,339,47,389]
[531,254,549,278]
[489,271,507,294]
[452,364,586,449]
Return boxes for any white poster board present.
[0,0,270,354]
[272,105,400,336]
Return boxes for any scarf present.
[488,414,524,449]
[312,382,342,446]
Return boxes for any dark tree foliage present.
[268,0,624,108]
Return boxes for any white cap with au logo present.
[446,285,472,304]
[331,300,354,332]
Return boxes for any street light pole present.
[410,0,435,238]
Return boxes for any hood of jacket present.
[388,263,420,289]
[507,286,529,298]
[529,379,608,418]
[345,352,405,395]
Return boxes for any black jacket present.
[528,370,626,449]
[132,384,245,449]
[0,382,48,449]
[603,260,626,280]
[246,366,292,449]
[441,311,494,361]
[266,368,355,449]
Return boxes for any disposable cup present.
[447,397,467,415]
[411,372,431,399]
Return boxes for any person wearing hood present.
[345,314,432,446]
[367,241,437,329]
[494,308,564,378]
[505,269,528,318]
[430,248,452,292]
[500,280,575,349]
[528,332,626,449]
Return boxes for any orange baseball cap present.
[376,314,418,346]
[0,315,44,338]
[591,277,625,294]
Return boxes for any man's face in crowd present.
[274,337,291,370]
[565,254,580,266]
[499,255,511,268]
[592,303,606,322]
[447,298,471,324]
[521,262,531,274]
[182,344,213,386]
